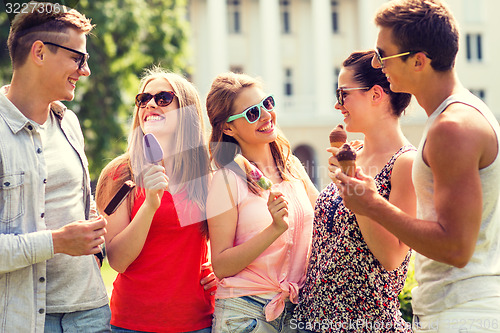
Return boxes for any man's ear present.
[223,123,235,137]
[414,52,429,72]
[31,40,45,66]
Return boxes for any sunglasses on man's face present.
[373,49,431,69]
[336,87,371,106]
[43,41,89,70]
[135,91,176,108]
[226,95,276,123]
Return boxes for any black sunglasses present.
[336,87,371,106]
[43,41,89,70]
[135,91,177,108]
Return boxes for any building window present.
[228,0,241,34]
[280,0,291,34]
[284,68,293,96]
[466,33,482,62]
[331,1,339,34]
[470,89,485,101]
[334,67,340,93]
[293,145,317,186]
[230,65,244,74]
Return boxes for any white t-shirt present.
[39,112,106,313]
[411,90,500,315]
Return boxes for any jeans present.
[44,304,111,332]
[413,297,500,332]
[111,325,212,333]
[213,295,297,332]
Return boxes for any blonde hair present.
[96,68,210,234]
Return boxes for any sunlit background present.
[187,0,500,189]
[1,0,498,189]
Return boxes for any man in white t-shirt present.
[335,0,500,332]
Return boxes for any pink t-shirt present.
[216,169,314,321]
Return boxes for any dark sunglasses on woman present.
[135,91,176,108]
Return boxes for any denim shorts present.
[213,295,297,333]
[413,297,500,332]
[44,304,111,332]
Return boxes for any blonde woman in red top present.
[96,68,215,332]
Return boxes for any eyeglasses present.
[227,95,276,123]
[135,91,177,108]
[43,41,89,70]
[336,87,371,106]
[373,49,421,69]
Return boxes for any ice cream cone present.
[330,141,345,148]
[336,143,357,177]
[338,160,357,177]
[329,124,347,148]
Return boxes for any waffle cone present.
[330,141,345,148]
[339,160,356,177]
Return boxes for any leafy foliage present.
[399,254,417,322]
[0,0,191,179]
[0,6,11,80]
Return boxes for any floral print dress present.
[294,145,415,333]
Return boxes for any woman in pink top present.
[205,72,318,332]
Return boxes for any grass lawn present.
[100,259,118,297]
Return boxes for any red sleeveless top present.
[110,190,214,332]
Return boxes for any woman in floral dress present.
[294,50,416,333]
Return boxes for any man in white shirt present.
[335,0,500,331]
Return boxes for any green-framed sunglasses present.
[227,95,276,123]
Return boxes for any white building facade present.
[188,0,500,188]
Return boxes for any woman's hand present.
[143,165,169,211]
[350,139,363,150]
[200,262,217,296]
[327,140,363,184]
[326,146,341,183]
[267,191,289,233]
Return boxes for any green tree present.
[0,5,11,80]
[0,0,191,180]
[399,254,417,322]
